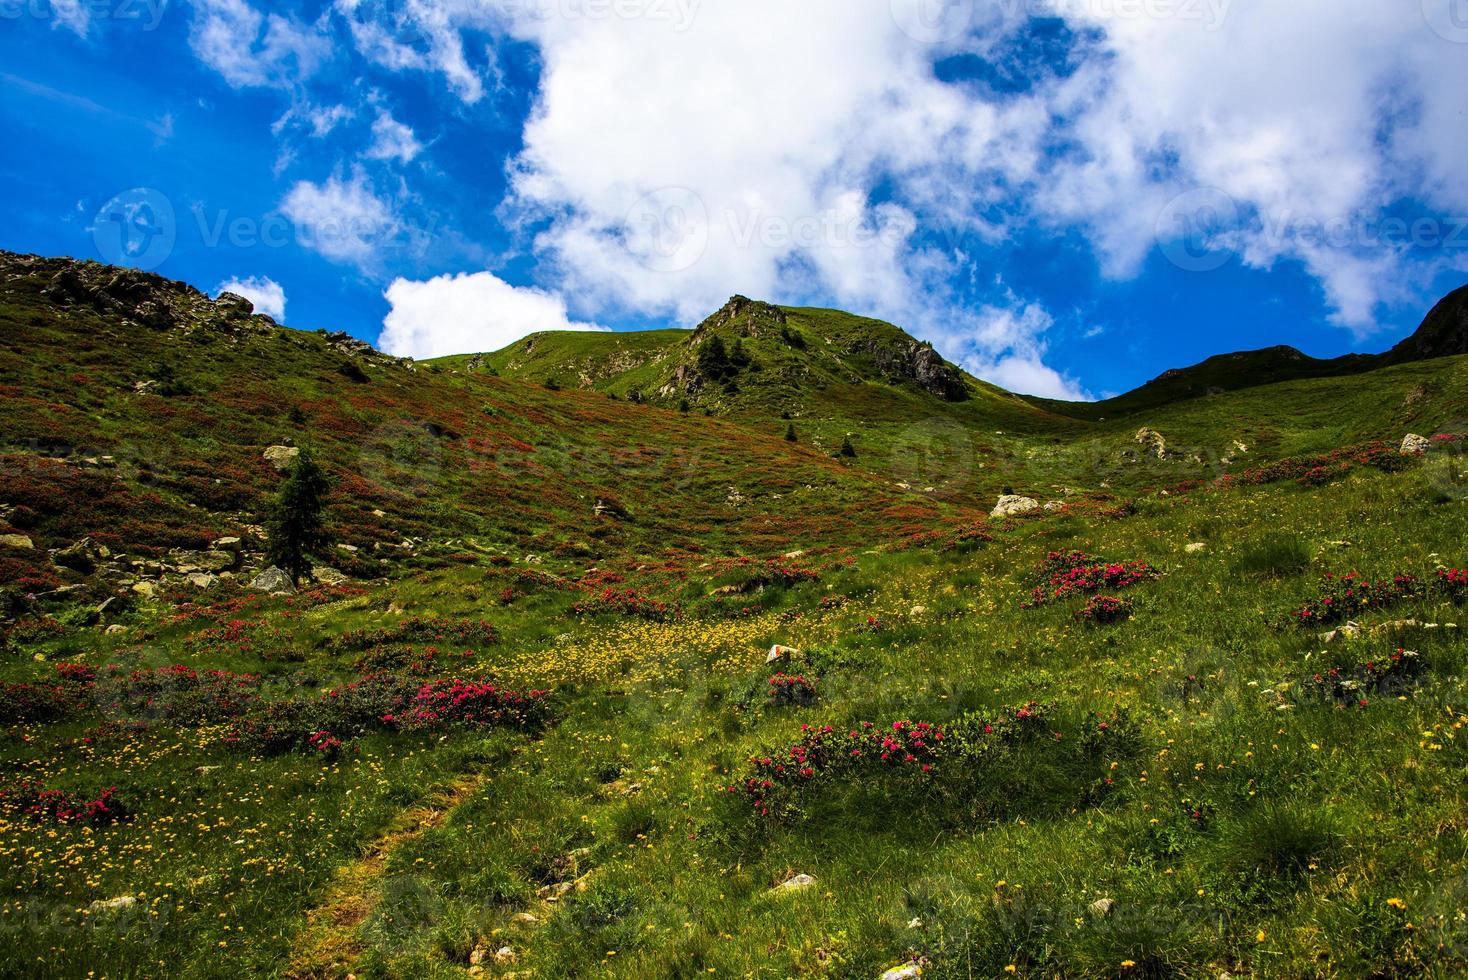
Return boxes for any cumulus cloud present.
[216,276,286,321]
[366,108,423,164]
[220,2,1468,383]
[379,271,607,359]
[188,0,330,90]
[335,0,492,104]
[279,169,401,266]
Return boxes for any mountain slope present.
[460,296,1072,436]
[1030,282,1468,421]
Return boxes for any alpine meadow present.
[5,3,1468,979]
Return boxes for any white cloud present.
[378,271,607,359]
[261,2,1468,385]
[50,0,91,36]
[216,276,287,321]
[947,300,1092,402]
[188,0,330,89]
[366,108,423,164]
[335,0,492,104]
[279,169,401,266]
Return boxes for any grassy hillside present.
[2,251,1468,979]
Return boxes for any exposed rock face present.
[694,295,788,338]
[858,338,969,402]
[991,495,1040,518]
[1135,427,1168,459]
[1386,283,1468,362]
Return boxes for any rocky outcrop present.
[1135,428,1169,459]
[694,295,787,338]
[858,338,969,402]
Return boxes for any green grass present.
[3,251,1468,978]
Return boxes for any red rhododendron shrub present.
[1075,595,1133,624]
[0,782,130,826]
[403,679,552,730]
[1289,572,1422,626]
[1299,649,1424,707]
[766,673,819,708]
[571,588,672,620]
[1438,568,1468,602]
[93,664,261,723]
[1022,551,1159,609]
[329,617,500,652]
[0,680,86,724]
[729,719,947,820]
[1230,441,1417,488]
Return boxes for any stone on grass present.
[262,445,300,471]
[1089,897,1115,918]
[991,495,1039,518]
[250,566,295,594]
[772,873,817,895]
[1401,433,1431,456]
[880,964,923,980]
[767,644,800,664]
[0,534,33,550]
[1185,542,1207,554]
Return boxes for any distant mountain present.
[451,295,1068,434]
[1030,283,1468,420]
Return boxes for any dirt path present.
[286,773,486,979]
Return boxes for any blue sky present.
[3,1,1466,401]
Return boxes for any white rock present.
[89,896,139,915]
[493,947,516,965]
[262,445,300,471]
[991,495,1040,518]
[772,873,817,894]
[1089,897,1116,918]
[880,964,923,980]
[1185,542,1207,554]
[1401,433,1431,456]
[767,644,800,664]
